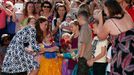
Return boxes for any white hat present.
[1,34,9,39]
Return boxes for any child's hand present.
[57,53,63,57]
[51,46,59,52]
[87,58,94,67]
[39,48,46,53]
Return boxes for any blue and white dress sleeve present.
[29,27,40,52]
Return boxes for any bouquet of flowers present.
[60,38,71,53]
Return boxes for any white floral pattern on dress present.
[1,26,39,73]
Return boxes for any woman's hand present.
[56,19,61,27]
[25,46,34,53]
[93,9,102,20]
[12,7,17,13]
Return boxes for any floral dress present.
[110,28,134,75]
[1,26,40,73]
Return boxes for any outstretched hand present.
[25,46,34,53]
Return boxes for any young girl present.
[59,33,71,75]
[58,20,80,75]
[0,34,11,72]
[88,23,108,75]
[38,33,62,75]
[68,20,80,75]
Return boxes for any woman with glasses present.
[41,1,54,30]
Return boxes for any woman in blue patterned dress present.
[1,17,48,75]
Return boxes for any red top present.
[89,22,95,39]
[126,6,134,22]
[0,9,6,29]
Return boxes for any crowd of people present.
[0,0,134,75]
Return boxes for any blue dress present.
[1,26,40,73]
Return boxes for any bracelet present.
[40,44,44,48]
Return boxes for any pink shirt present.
[0,9,6,29]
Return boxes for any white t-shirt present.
[106,46,112,72]
[92,36,108,63]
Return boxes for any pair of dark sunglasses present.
[43,6,50,8]
[6,5,11,8]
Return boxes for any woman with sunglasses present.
[41,1,54,30]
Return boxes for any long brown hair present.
[55,3,67,21]
[35,17,49,43]
[104,0,125,19]
[23,1,36,17]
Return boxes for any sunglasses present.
[43,6,50,8]
[6,5,11,8]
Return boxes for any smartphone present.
[14,3,24,13]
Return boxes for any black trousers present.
[93,62,107,75]
[1,71,27,75]
[77,57,89,75]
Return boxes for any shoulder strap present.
[111,19,122,33]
